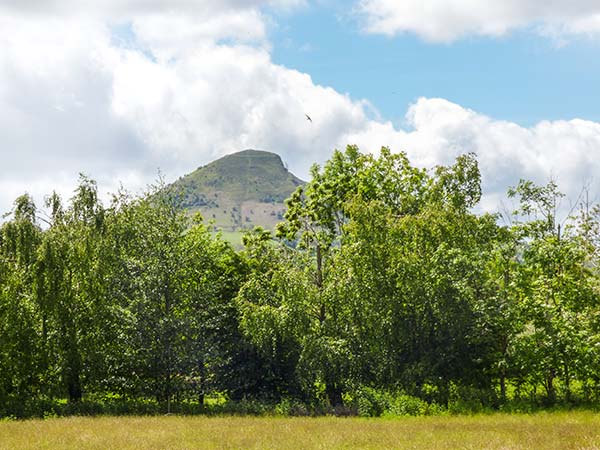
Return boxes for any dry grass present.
[1,412,599,450]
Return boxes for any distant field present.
[214,230,245,248]
[1,412,599,450]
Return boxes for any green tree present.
[35,177,108,402]
[508,179,598,402]
[246,146,497,406]
[0,195,43,412]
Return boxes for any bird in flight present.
[305,114,312,123]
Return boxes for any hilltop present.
[167,150,304,239]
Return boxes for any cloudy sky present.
[1,0,600,218]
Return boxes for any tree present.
[507,179,599,402]
[249,146,498,406]
[235,228,308,401]
[0,195,43,412]
[35,177,108,402]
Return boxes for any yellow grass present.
[1,412,599,450]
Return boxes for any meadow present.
[1,412,599,450]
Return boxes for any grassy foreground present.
[0,412,599,450]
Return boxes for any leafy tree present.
[253,146,496,406]
[1,151,600,417]
[508,179,599,402]
[235,228,308,400]
[0,195,43,411]
[35,177,108,402]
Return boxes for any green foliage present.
[1,147,600,419]
[355,387,438,417]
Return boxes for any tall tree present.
[35,177,108,402]
[508,179,598,402]
[0,195,43,411]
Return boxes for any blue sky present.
[269,3,600,126]
[1,0,600,216]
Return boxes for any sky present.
[1,0,600,219]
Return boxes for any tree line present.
[1,146,599,417]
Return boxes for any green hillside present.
[167,149,304,234]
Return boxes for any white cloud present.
[130,11,269,60]
[341,97,600,216]
[0,1,305,18]
[0,7,365,216]
[108,41,369,176]
[0,15,148,195]
[356,0,600,42]
[1,5,599,222]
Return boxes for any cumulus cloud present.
[0,3,599,221]
[108,41,368,176]
[341,97,600,216]
[0,15,149,213]
[0,6,365,216]
[356,0,600,42]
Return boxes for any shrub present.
[356,387,389,417]
[448,384,492,415]
[355,388,445,417]
[275,398,310,416]
[385,393,430,417]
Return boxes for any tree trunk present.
[316,244,326,325]
[544,370,556,403]
[325,380,343,408]
[563,360,571,402]
[65,316,82,403]
[66,350,82,402]
[68,380,82,403]
[316,244,323,289]
[500,373,506,402]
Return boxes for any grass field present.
[1,412,599,449]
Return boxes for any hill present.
[167,150,304,237]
